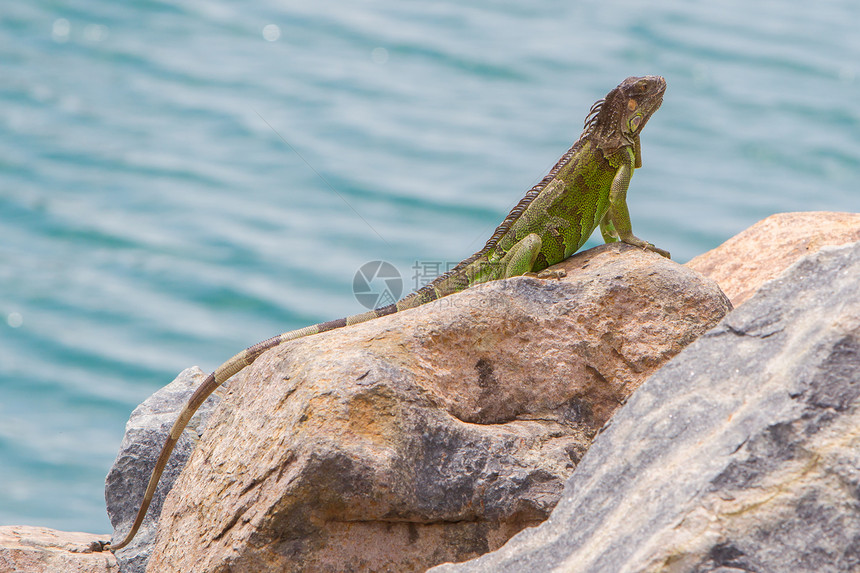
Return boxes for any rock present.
[104,366,236,573]
[143,243,730,572]
[429,241,860,573]
[0,525,117,572]
[686,211,860,306]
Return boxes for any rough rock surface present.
[143,243,730,573]
[686,211,860,306]
[0,525,117,572]
[431,241,860,573]
[104,366,236,573]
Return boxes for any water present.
[1,0,858,534]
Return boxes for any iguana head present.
[584,75,666,154]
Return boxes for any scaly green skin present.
[107,75,669,551]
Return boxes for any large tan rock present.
[146,243,731,572]
[686,211,860,307]
[0,526,116,573]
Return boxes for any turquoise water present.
[1,1,858,533]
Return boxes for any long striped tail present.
[106,304,398,551]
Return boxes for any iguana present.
[107,75,669,551]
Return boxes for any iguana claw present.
[525,269,567,280]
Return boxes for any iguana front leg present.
[601,150,670,258]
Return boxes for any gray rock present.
[430,241,860,573]
[104,366,233,573]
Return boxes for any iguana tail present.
[106,303,402,551]
[108,199,519,551]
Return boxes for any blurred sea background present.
[1,0,858,533]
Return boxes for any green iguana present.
[107,75,669,551]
